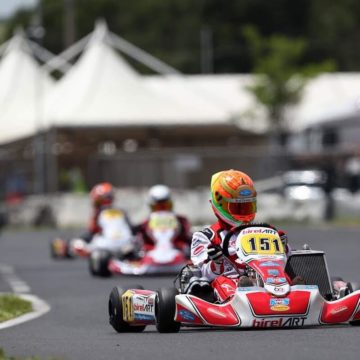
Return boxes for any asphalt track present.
[0,225,360,360]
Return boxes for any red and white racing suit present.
[191,221,291,301]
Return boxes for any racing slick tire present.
[108,285,146,333]
[89,249,112,277]
[156,287,181,333]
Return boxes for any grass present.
[0,294,32,323]
[0,348,42,360]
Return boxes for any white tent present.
[0,31,54,144]
[287,73,360,132]
[144,74,269,133]
[44,22,235,127]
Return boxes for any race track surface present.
[0,225,360,360]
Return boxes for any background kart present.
[108,211,189,276]
[108,226,360,332]
[50,208,136,277]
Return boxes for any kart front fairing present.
[174,285,360,328]
[108,250,187,275]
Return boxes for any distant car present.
[280,170,328,221]
[282,170,327,201]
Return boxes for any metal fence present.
[88,146,292,188]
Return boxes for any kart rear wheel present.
[156,287,180,333]
[89,249,112,277]
[108,285,146,333]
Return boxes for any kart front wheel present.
[89,249,112,277]
[156,287,180,333]
[108,285,146,333]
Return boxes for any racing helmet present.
[210,169,257,226]
[148,184,173,211]
[90,182,114,208]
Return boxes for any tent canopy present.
[0,31,54,144]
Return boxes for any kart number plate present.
[239,232,284,256]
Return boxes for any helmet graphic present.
[210,169,257,226]
[148,184,173,211]
[90,182,114,207]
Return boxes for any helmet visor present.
[226,198,257,216]
[151,200,172,211]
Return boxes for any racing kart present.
[108,225,360,333]
[107,211,189,276]
[50,208,136,277]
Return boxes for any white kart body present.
[71,208,135,257]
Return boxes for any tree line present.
[1,0,360,74]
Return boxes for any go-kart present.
[50,208,136,277]
[108,224,360,333]
[108,211,189,276]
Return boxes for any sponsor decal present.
[133,295,155,313]
[270,298,290,311]
[242,228,277,235]
[179,309,196,321]
[330,306,348,315]
[221,283,235,292]
[239,189,252,196]
[253,317,306,328]
[133,303,154,312]
[134,313,154,321]
[193,245,205,256]
[270,286,287,294]
[260,261,280,267]
[237,287,255,291]
[268,269,279,276]
[266,277,286,284]
[304,285,318,290]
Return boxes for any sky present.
[0,0,37,19]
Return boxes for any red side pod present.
[321,293,360,324]
[247,291,311,316]
[188,297,240,326]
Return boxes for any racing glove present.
[207,244,224,274]
[278,230,288,253]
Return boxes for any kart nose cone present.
[265,283,290,296]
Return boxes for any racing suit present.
[81,206,134,243]
[134,211,192,254]
[191,221,291,301]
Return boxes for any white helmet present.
[148,184,173,211]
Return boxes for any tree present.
[243,25,336,144]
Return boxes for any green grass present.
[0,294,32,323]
[0,348,41,360]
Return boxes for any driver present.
[189,169,295,302]
[134,184,191,254]
[81,182,133,243]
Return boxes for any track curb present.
[0,293,51,330]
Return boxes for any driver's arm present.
[191,230,223,282]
